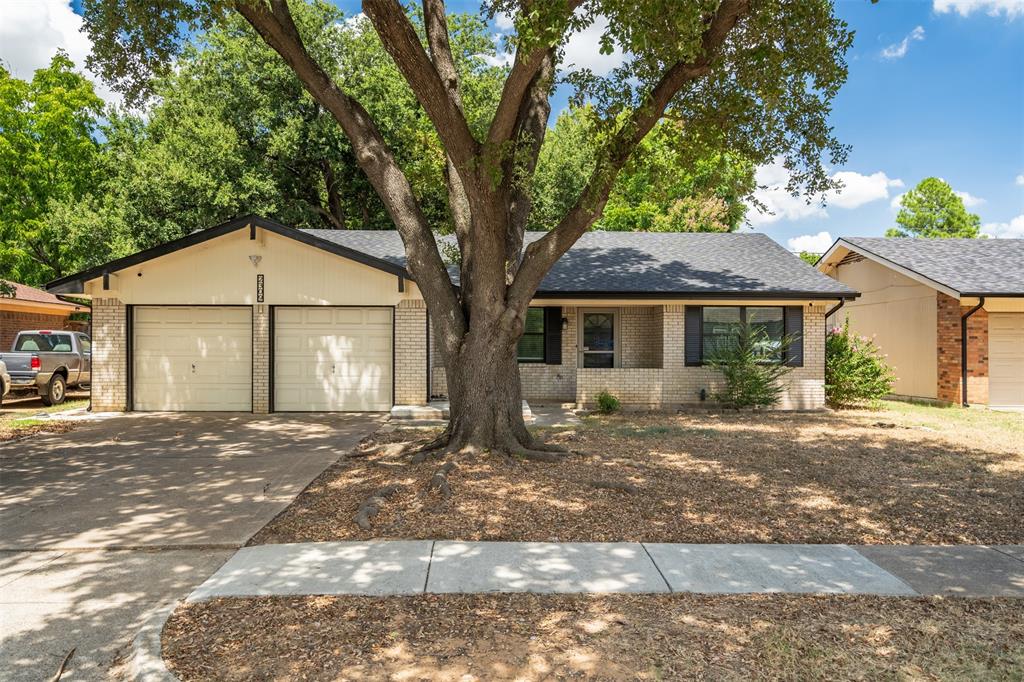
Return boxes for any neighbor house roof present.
[305,229,858,299]
[2,280,81,309]
[47,214,857,299]
[819,237,1024,297]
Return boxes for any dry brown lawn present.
[251,402,1023,546]
[163,594,1024,681]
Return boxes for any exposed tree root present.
[588,479,639,494]
[509,446,566,463]
[409,430,451,464]
[526,439,569,454]
[353,484,403,529]
[425,461,456,498]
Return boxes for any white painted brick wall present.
[91,298,127,411]
[253,305,269,413]
[395,300,427,405]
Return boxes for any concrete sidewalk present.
[187,541,1024,602]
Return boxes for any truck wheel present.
[41,375,66,406]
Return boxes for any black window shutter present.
[544,307,562,365]
[685,306,702,366]
[785,306,804,367]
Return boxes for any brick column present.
[394,300,427,405]
[91,298,127,411]
[252,305,269,413]
[936,292,988,405]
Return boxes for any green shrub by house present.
[825,320,895,407]
[596,390,621,414]
[707,324,796,409]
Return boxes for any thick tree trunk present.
[429,316,562,462]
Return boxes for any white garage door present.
[133,306,253,411]
[274,307,393,411]
[989,312,1024,408]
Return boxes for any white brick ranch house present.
[46,215,858,413]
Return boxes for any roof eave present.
[45,214,411,294]
[531,290,858,300]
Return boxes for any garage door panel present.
[133,306,252,411]
[274,306,393,412]
[989,312,1024,407]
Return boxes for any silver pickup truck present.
[0,330,91,406]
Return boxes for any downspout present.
[960,297,985,407]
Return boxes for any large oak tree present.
[83,0,852,458]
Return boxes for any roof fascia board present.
[826,239,961,299]
[45,215,410,294]
[532,290,859,300]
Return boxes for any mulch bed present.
[250,408,1024,546]
[163,594,1024,681]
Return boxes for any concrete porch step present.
[390,400,533,422]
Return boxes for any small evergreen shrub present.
[825,320,895,407]
[707,324,796,409]
[596,390,621,414]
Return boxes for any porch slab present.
[390,400,533,421]
[426,541,669,594]
[186,541,433,601]
[644,543,916,596]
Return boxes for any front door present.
[579,310,617,368]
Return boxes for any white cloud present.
[890,192,906,209]
[955,189,985,207]
[881,25,926,59]
[829,171,904,209]
[1015,174,1024,186]
[982,214,1024,238]
[0,0,119,106]
[788,232,835,255]
[749,160,904,226]
[933,0,1024,19]
[494,11,515,31]
[562,15,626,76]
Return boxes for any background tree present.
[798,251,821,265]
[0,52,133,285]
[886,177,981,238]
[532,107,755,232]
[83,0,852,458]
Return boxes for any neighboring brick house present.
[817,237,1024,409]
[1,280,88,351]
[45,215,856,413]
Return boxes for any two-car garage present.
[131,305,393,412]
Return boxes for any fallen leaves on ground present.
[251,406,1024,545]
[163,594,1024,681]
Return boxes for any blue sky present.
[3,0,1022,250]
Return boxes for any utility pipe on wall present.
[960,297,985,407]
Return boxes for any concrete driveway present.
[0,412,379,680]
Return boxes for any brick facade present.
[0,310,86,351]
[395,300,428,405]
[91,298,127,411]
[936,292,989,405]
[253,305,270,413]
[429,304,828,410]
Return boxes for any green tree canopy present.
[0,51,132,284]
[886,177,981,238]
[532,107,755,232]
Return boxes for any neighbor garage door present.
[989,312,1024,408]
[274,307,393,411]
[133,306,253,411]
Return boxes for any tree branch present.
[363,0,479,177]
[507,0,750,308]
[422,0,471,241]
[485,0,582,148]
[235,0,463,335]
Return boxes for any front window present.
[581,311,616,368]
[517,308,545,362]
[701,306,785,363]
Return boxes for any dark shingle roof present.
[304,229,856,298]
[841,237,1024,296]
